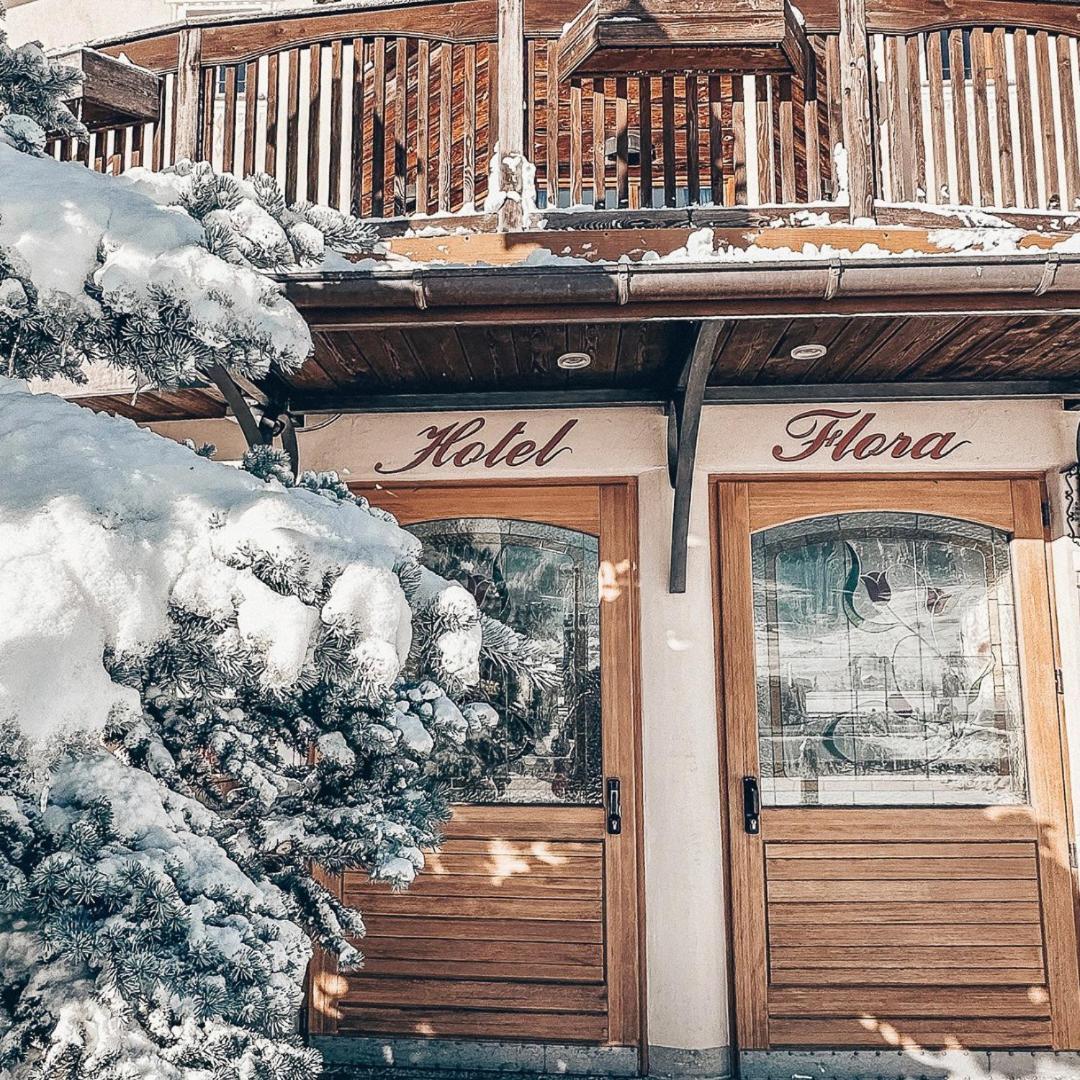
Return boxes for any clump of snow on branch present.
[0,28,85,153]
[0,377,478,751]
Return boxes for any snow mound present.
[0,378,482,743]
[0,143,311,368]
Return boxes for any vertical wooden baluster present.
[202,66,217,165]
[371,38,387,217]
[778,73,795,202]
[732,74,747,203]
[925,31,948,201]
[415,40,430,215]
[546,43,561,208]
[661,77,676,206]
[990,27,1016,208]
[130,123,144,169]
[615,76,629,208]
[755,75,773,203]
[838,0,874,218]
[970,28,994,206]
[527,39,539,172]
[463,44,476,211]
[222,64,237,174]
[880,36,898,200]
[438,43,452,212]
[1013,30,1039,208]
[824,35,841,197]
[947,29,972,204]
[113,126,128,174]
[307,43,323,202]
[906,34,926,202]
[265,52,280,177]
[393,38,408,215]
[152,78,166,170]
[328,41,344,209]
[639,75,653,209]
[709,74,725,206]
[570,80,583,205]
[1035,31,1059,207]
[592,77,606,207]
[686,74,700,205]
[489,36,501,176]
[76,123,91,167]
[285,48,301,200]
[243,60,258,177]
[351,39,370,217]
[174,28,202,163]
[1056,34,1080,210]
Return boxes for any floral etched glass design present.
[410,518,602,805]
[751,512,1028,807]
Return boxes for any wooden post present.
[496,0,526,230]
[174,27,203,162]
[837,0,874,220]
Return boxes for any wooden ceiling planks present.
[69,314,1080,424]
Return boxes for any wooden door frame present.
[709,472,1080,1053]
[345,476,648,1055]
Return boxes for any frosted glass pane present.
[751,512,1028,807]
[411,518,601,806]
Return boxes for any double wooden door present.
[310,481,642,1050]
[717,478,1080,1051]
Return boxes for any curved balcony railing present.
[44,0,1080,222]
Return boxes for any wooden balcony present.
[42,0,1080,229]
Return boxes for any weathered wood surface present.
[47,6,1080,221]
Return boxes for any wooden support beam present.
[838,0,874,220]
[495,0,526,231]
[204,363,300,478]
[667,320,725,593]
[174,27,203,162]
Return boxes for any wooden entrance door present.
[716,477,1080,1051]
[310,481,643,1050]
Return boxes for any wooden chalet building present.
[29,0,1080,1071]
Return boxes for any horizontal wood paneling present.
[767,856,1038,879]
[770,923,1046,946]
[334,1005,608,1041]
[771,945,1045,967]
[768,900,1043,925]
[763,837,1051,1040]
[769,1018,1053,1048]
[338,977,607,1011]
[770,987,1050,1018]
[768,879,1040,902]
[771,967,1047,986]
[363,914,605,942]
[326,816,610,1040]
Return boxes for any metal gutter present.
[282,250,1080,322]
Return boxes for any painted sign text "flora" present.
[375,417,578,474]
[772,408,971,463]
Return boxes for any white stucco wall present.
[143,397,1080,1058]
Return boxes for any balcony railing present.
[46,0,1080,224]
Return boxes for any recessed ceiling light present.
[557,351,592,370]
[790,343,828,361]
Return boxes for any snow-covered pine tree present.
[0,28,528,1080]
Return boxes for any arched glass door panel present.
[751,511,1028,808]
[410,517,602,806]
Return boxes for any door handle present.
[606,777,622,835]
[743,776,761,835]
